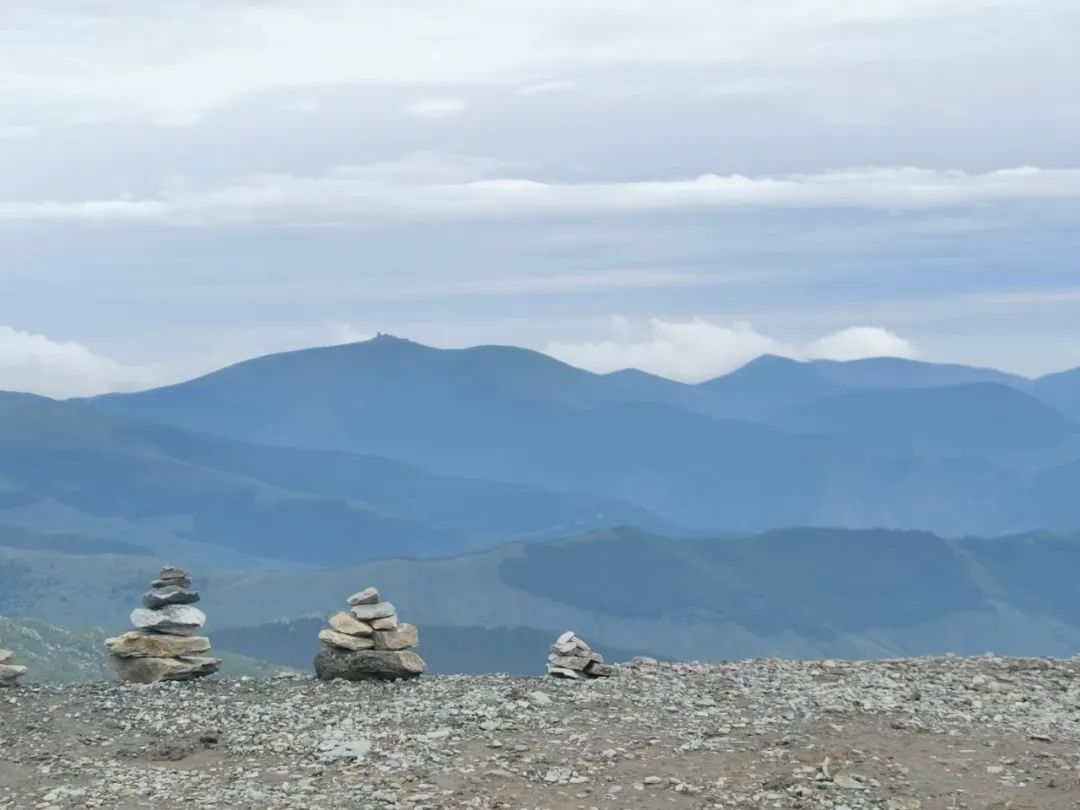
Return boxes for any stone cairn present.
[105,566,221,684]
[547,631,615,680]
[0,635,27,687]
[314,587,426,681]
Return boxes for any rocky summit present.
[0,635,27,687]
[104,567,221,683]
[314,586,425,681]
[2,656,1080,809]
[547,631,615,679]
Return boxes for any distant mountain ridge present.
[77,336,1080,536]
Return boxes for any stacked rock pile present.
[0,635,27,686]
[105,567,221,683]
[314,587,426,681]
[547,631,615,679]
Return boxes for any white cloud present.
[545,318,916,381]
[403,97,469,119]
[2,162,1079,226]
[0,325,161,398]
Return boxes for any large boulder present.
[130,605,206,635]
[108,655,220,684]
[314,649,425,681]
[105,631,211,658]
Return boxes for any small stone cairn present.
[105,567,221,683]
[314,587,425,681]
[0,635,27,687]
[547,631,615,679]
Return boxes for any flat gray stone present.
[314,648,425,681]
[547,664,586,680]
[151,577,191,589]
[585,661,616,677]
[157,567,188,581]
[347,587,379,606]
[548,654,593,671]
[350,601,396,621]
[130,605,206,635]
[108,654,220,684]
[370,614,399,630]
[143,586,200,609]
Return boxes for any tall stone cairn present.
[0,636,27,687]
[314,587,426,681]
[547,631,615,680]
[105,567,221,684]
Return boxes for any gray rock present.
[130,604,206,635]
[328,612,373,636]
[108,654,220,684]
[143,586,200,609]
[546,664,586,680]
[105,631,211,658]
[347,587,379,606]
[157,567,188,581]
[585,661,616,678]
[370,614,399,630]
[317,736,372,762]
[0,649,12,664]
[350,601,396,621]
[314,648,425,681]
[0,663,27,685]
[151,577,192,589]
[319,629,375,651]
[548,654,593,671]
[373,623,419,651]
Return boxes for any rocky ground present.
[2,656,1080,809]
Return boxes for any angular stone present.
[585,661,616,677]
[373,623,419,651]
[551,641,578,656]
[108,654,220,684]
[152,577,191,589]
[319,629,375,651]
[143,586,200,609]
[130,605,206,635]
[0,663,27,684]
[547,664,585,680]
[0,649,12,664]
[548,654,592,671]
[314,648,425,681]
[556,631,575,645]
[351,601,396,621]
[158,567,189,581]
[328,612,373,636]
[105,631,211,658]
[347,587,379,606]
[370,614,399,630]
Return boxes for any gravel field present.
[3,656,1080,809]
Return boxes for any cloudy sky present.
[3,0,1079,396]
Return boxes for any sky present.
[2,0,1079,397]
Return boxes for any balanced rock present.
[317,586,424,680]
[315,649,425,681]
[351,601,396,621]
[143,585,200,609]
[0,640,26,686]
[130,604,206,636]
[373,623,419,651]
[328,612,373,636]
[319,629,375,651]
[107,567,220,682]
[105,631,211,658]
[547,632,614,680]
[347,587,380,606]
